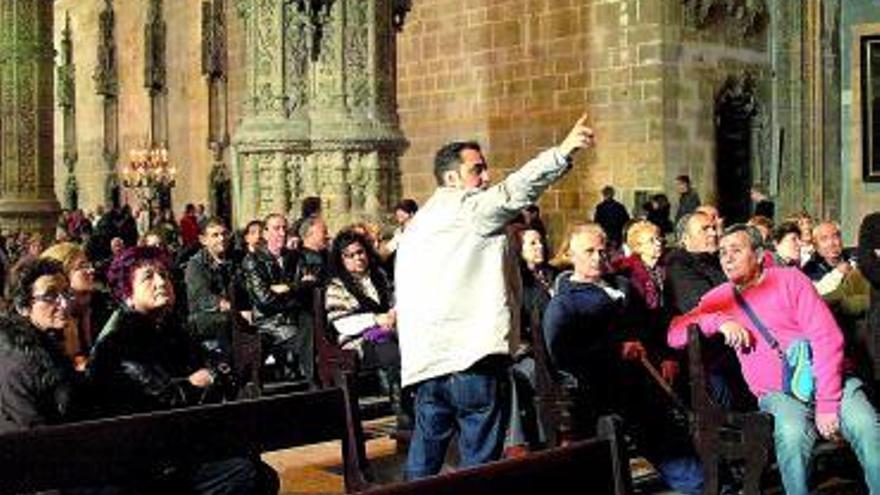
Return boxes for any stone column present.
[58,12,78,210]
[94,0,119,208]
[0,0,61,236]
[232,0,409,230]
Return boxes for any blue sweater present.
[542,274,638,388]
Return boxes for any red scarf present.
[613,254,663,309]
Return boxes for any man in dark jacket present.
[186,217,235,363]
[242,213,315,383]
[593,185,630,250]
[750,184,775,220]
[297,215,330,285]
[858,212,880,384]
[674,175,700,222]
[88,246,277,494]
[664,212,726,315]
[0,259,77,433]
[543,223,702,495]
[664,212,750,410]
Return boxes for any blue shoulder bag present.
[732,288,815,403]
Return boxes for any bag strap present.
[732,287,785,360]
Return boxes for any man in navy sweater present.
[543,223,702,495]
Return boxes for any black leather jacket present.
[241,247,312,340]
[87,307,210,416]
[185,248,234,315]
[663,248,726,315]
[0,316,76,432]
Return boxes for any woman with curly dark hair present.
[0,258,79,432]
[325,228,409,429]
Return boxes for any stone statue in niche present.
[392,0,412,31]
[144,0,166,93]
[682,0,766,37]
[94,0,117,96]
[715,73,760,224]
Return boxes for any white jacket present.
[395,148,571,387]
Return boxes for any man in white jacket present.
[395,114,595,479]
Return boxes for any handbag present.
[732,288,815,403]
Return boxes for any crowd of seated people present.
[3,158,880,495]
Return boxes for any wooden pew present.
[687,324,868,494]
[313,286,410,448]
[353,415,632,495]
[0,373,372,494]
[686,324,773,495]
[527,309,581,446]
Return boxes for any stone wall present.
[55,0,784,241]
[396,0,769,246]
[54,0,405,231]
[842,4,880,243]
[397,0,597,244]
[660,1,769,223]
[54,0,226,216]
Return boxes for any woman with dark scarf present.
[325,228,408,429]
[613,220,680,384]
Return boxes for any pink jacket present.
[668,267,844,414]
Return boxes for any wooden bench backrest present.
[686,324,772,495]
[354,415,631,495]
[528,308,581,445]
[0,383,371,494]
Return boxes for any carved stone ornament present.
[714,72,759,122]
[0,0,61,235]
[93,0,117,97]
[298,0,335,62]
[392,0,412,31]
[57,12,74,109]
[232,0,410,229]
[683,0,767,37]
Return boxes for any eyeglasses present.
[73,262,95,272]
[32,290,74,305]
[342,247,367,260]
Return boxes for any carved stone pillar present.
[145,0,170,209]
[58,12,78,210]
[0,0,61,235]
[232,0,409,230]
[94,0,119,207]
[770,0,841,219]
[145,0,168,148]
[203,0,232,222]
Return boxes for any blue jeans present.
[404,362,509,480]
[654,456,704,495]
[758,377,880,495]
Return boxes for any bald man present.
[542,224,703,495]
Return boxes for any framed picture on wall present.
[861,35,880,182]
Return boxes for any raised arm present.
[470,114,596,235]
